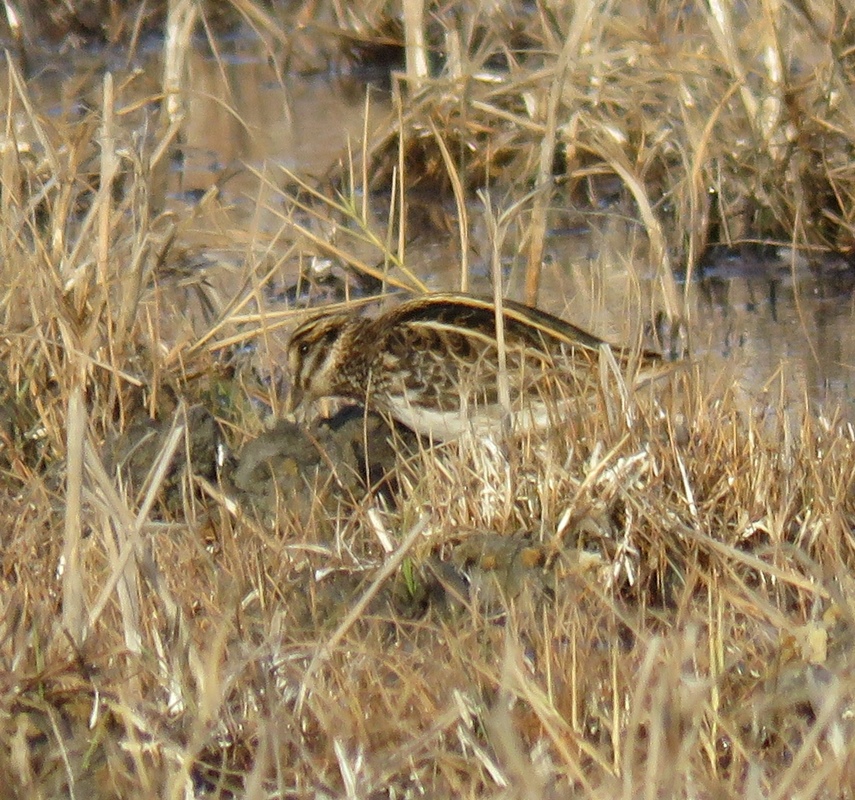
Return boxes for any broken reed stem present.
[98,72,124,374]
[483,193,512,419]
[402,0,428,84]
[153,0,196,214]
[162,0,197,125]
[582,136,682,327]
[428,118,469,292]
[61,383,87,644]
[525,3,594,305]
[97,73,116,291]
[394,87,406,285]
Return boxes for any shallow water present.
[7,35,855,418]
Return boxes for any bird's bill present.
[285,384,304,415]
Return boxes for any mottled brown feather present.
[286,293,663,439]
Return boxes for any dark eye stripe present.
[291,327,339,381]
[287,312,359,393]
[304,345,328,373]
[292,317,345,344]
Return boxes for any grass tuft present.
[2,1,855,796]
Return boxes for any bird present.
[285,293,663,441]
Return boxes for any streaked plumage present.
[286,293,662,440]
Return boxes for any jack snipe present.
[286,293,663,440]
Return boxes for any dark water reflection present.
[692,260,855,413]
[6,37,855,416]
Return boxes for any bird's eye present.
[299,342,311,356]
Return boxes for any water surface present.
[7,35,855,419]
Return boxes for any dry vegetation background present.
[2,0,855,797]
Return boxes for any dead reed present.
[1,1,855,797]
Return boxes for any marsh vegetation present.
[2,1,855,797]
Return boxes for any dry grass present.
[2,1,855,797]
